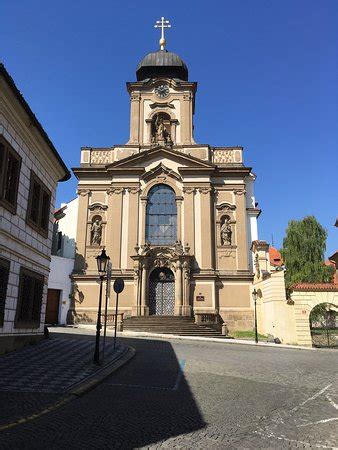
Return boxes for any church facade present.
[72,35,260,330]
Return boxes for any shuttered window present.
[0,258,10,326]
[26,171,51,238]
[15,268,44,328]
[0,136,22,214]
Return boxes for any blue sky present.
[1,0,337,256]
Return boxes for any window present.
[26,171,51,237]
[0,135,22,214]
[15,267,44,328]
[146,184,177,245]
[0,258,10,327]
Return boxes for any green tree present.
[280,216,334,290]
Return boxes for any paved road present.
[1,329,337,449]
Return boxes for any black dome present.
[136,49,188,81]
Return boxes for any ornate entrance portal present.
[149,268,175,315]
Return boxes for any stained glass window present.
[146,184,177,245]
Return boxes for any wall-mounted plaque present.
[196,295,205,302]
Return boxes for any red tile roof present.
[269,247,283,267]
[292,283,338,291]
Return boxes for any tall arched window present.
[146,184,177,245]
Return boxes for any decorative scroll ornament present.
[213,149,234,164]
[130,93,141,101]
[150,102,175,109]
[234,189,246,196]
[216,202,236,212]
[107,187,124,195]
[91,150,112,165]
[183,187,196,194]
[199,187,214,195]
[88,203,108,212]
[127,187,141,194]
[77,189,90,197]
[255,253,260,279]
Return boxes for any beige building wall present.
[71,65,259,330]
[0,66,69,353]
[290,289,338,346]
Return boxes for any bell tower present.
[126,17,197,147]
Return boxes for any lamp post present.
[252,288,258,344]
[94,248,110,365]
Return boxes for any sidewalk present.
[0,332,134,428]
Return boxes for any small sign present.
[113,278,125,294]
[196,295,205,302]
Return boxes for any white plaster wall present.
[48,256,74,324]
[57,198,78,259]
[245,175,258,272]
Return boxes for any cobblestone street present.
[0,331,128,427]
[1,328,337,448]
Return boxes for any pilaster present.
[106,187,124,268]
[174,260,183,315]
[74,189,90,272]
[183,187,195,256]
[127,187,140,269]
[199,187,214,269]
[128,93,141,144]
[235,189,249,270]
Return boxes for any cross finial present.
[154,17,171,50]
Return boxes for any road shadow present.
[0,331,206,448]
[93,335,206,448]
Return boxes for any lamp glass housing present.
[96,248,109,275]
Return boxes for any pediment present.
[141,163,182,182]
[107,146,214,171]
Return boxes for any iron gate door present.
[149,268,175,315]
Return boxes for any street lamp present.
[94,248,110,364]
[252,288,258,344]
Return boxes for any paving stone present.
[0,330,337,449]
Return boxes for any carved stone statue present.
[220,218,232,246]
[140,241,151,255]
[91,218,102,245]
[173,240,184,255]
[153,115,172,145]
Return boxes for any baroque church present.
[72,19,260,330]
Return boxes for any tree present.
[280,216,334,289]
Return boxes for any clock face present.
[155,84,169,99]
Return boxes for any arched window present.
[146,184,177,245]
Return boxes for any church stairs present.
[123,316,231,338]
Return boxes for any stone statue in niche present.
[220,217,232,246]
[91,218,102,245]
[152,115,172,145]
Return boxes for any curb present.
[119,330,323,352]
[56,325,331,352]
[0,346,135,431]
[69,346,135,396]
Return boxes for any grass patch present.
[230,330,268,341]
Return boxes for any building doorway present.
[46,289,61,324]
[149,268,175,315]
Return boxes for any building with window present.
[47,198,78,325]
[0,63,70,353]
[72,31,260,331]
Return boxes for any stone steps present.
[123,316,232,339]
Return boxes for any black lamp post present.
[94,248,110,365]
[252,288,258,344]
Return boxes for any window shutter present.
[0,260,10,325]
[32,278,43,321]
